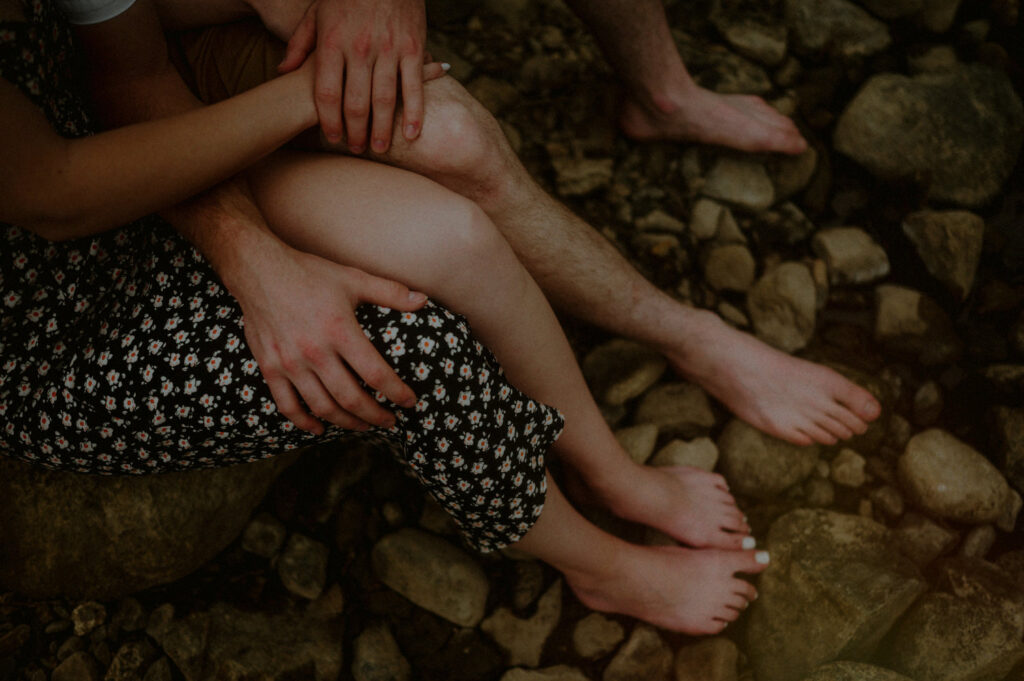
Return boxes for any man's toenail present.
[755,551,770,565]
[742,536,756,550]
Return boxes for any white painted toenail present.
[755,551,770,565]
[742,536,756,550]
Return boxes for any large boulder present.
[0,453,298,598]
[746,510,926,681]
[835,65,1024,207]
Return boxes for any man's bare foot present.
[620,85,807,155]
[667,310,881,446]
[573,462,753,549]
[565,543,767,634]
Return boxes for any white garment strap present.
[54,0,136,25]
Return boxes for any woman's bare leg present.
[247,151,754,555]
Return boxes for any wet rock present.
[784,0,891,58]
[278,533,329,600]
[650,438,719,472]
[874,285,962,365]
[0,453,296,598]
[352,623,410,681]
[702,157,775,212]
[768,149,819,203]
[637,210,685,233]
[550,157,614,197]
[831,449,866,488]
[481,580,562,667]
[372,528,489,627]
[893,511,959,568]
[105,640,156,681]
[881,589,1024,681]
[690,199,728,240]
[834,65,1024,207]
[614,424,659,465]
[811,228,890,285]
[902,210,985,300]
[992,406,1024,493]
[798,661,915,681]
[52,652,99,681]
[572,613,624,660]
[501,667,590,681]
[705,245,757,292]
[161,602,342,681]
[603,625,672,681]
[674,637,738,681]
[582,340,667,406]
[746,510,926,681]
[718,419,820,499]
[898,428,1012,524]
[242,512,287,559]
[634,383,716,438]
[72,603,106,637]
[748,262,817,352]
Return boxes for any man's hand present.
[231,239,427,434]
[278,0,427,155]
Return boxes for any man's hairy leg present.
[562,0,806,155]
[366,77,879,446]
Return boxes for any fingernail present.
[742,536,756,550]
[440,62,451,72]
[404,123,418,138]
[755,551,770,565]
[372,138,387,153]
[409,291,427,303]
[349,144,365,154]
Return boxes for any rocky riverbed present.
[2,0,1024,680]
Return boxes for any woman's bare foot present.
[667,310,881,446]
[569,462,754,550]
[620,85,807,155]
[565,543,768,634]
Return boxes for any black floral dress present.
[0,0,563,552]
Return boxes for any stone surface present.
[714,19,787,66]
[898,429,1012,524]
[835,65,1024,207]
[278,533,329,600]
[72,602,106,637]
[893,511,959,568]
[702,157,775,212]
[690,199,727,240]
[768,149,819,203]
[907,45,959,74]
[481,580,562,667]
[674,637,738,681]
[572,613,624,660]
[650,438,719,472]
[636,209,686,233]
[704,245,757,292]
[798,662,915,681]
[372,528,489,627]
[748,262,817,352]
[634,383,716,438]
[746,510,926,681]
[993,406,1024,494]
[501,667,590,681]
[52,651,99,681]
[551,157,614,197]
[959,524,997,558]
[352,623,411,681]
[614,424,660,465]
[874,285,961,365]
[603,625,672,681]
[161,602,342,681]
[784,0,891,58]
[860,0,922,19]
[902,210,985,300]
[811,228,890,285]
[0,453,296,598]
[917,0,962,32]
[582,340,667,406]
[881,590,1024,681]
[912,381,944,426]
[106,640,156,681]
[718,419,820,499]
[242,512,287,558]
[830,449,867,488]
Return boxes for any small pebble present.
[71,602,106,637]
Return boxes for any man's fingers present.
[370,57,399,153]
[279,11,317,73]
[317,356,399,427]
[343,59,373,153]
[263,372,323,434]
[343,330,417,409]
[400,55,425,141]
[293,370,375,431]
[422,61,449,82]
[315,47,346,143]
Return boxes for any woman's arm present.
[0,2,315,241]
